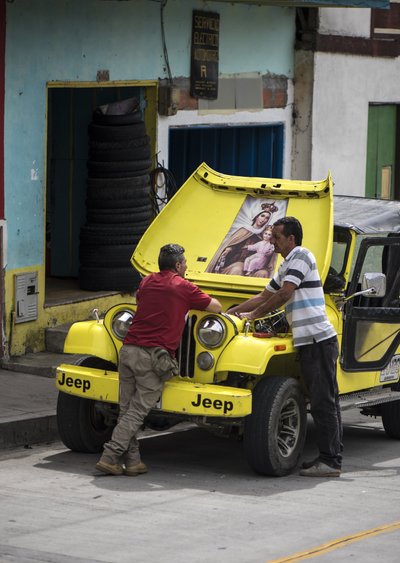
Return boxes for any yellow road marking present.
[268,521,400,562]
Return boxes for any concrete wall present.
[4,0,295,354]
[311,6,400,196]
[291,6,399,195]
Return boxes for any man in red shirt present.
[96,243,222,476]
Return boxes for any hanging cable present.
[150,155,178,215]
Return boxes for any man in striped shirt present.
[228,216,342,477]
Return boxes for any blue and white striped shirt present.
[266,246,336,347]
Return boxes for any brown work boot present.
[299,461,341,478]
[124,461,148,476]
[95,457,124,476]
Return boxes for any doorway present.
[45,82,157,304]
[365,104,398,200]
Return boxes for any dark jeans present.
[299,336,343,469]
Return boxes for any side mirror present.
[361,273,386,298]
[339,273,387,309]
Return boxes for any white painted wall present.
[311,52,400,196]
[319,7,371,37]
[158,80,294,181]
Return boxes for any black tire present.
[381,382,400,438]
[243,376,307,476]
[57,356,118,453]
[88,168,151,180]
[88,159,152,176]
[86,185,151,210]
[88,122,147,142]
[92,111,143,126]
[86,195,151,211]
[80,242,141,267]
[87,174,150,190]
[89,135,150,152]
[80,224,148,245]
[89,145,151,162]
[79,265,142,291]
[86,205,153,224]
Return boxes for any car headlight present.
[197,351,215,371]
[111,310,135,340]
[197,316,226,349]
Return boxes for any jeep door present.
[341,235,400,373]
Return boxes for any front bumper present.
[56,364,252,417]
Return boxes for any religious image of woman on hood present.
[206,197,287,278]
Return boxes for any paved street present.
[1,411,400,563]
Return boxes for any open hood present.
[132,163,334,295]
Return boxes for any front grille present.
[177,314,197,377]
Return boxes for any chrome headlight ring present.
[111,309,135,340]
[197,316,227,349]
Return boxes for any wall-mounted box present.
[15,272,38,323]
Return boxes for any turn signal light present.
[274,344,286,351]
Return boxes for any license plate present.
[380,355,400,383]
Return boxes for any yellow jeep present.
[56,163,400,476]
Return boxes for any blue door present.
[169,124,284,189]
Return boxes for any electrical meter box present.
[15,272,38,323]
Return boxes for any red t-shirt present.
[124,270,212,355]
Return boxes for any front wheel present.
[57,356,118,452]
[244,376,307,476]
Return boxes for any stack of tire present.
[79,99,153,292]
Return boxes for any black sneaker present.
[300,461,341,478]
[301,457,319,470]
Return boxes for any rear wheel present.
[381,382,400,438]
[57,356,118,452]
[244,376,307,476]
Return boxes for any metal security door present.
[169,124,284,189]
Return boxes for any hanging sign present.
[190,10,220,100]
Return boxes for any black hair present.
[158,243,185,271]
[273,216,303,246]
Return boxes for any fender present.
[216,333,295,375]
[63,320,118,364]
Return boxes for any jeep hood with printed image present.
[132,163,334,295]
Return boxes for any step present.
[339,387,400,411]
[1,352,87,378]
[45,323,73,353]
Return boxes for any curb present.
[0,414,59,449]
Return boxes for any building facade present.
[1,0,393,357]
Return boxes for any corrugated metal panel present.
[169,124,284,189]
[212,0,390,7]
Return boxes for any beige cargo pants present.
[102,344,178,465]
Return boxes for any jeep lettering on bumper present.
[191,393,233,414]
[58,371,91,393]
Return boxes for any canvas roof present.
[334,195,400,234]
